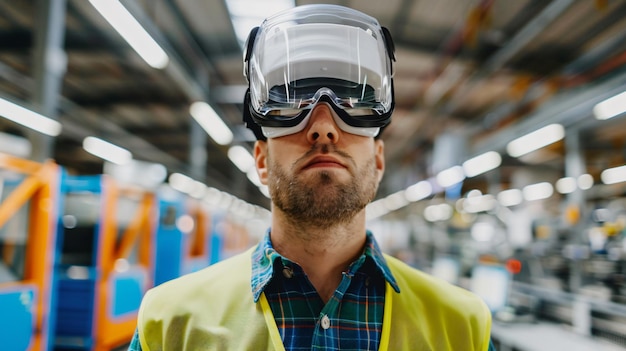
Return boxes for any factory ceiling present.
[1,0,626,209]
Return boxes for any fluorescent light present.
[89,0,169,69]
[225,0,295,47]
[601,165,626,185]
[189,181,207,199]
[247,168,262,187]
[170,175,207,199]
[578,174,594,190]
[82,136,132,165]
[0,97,62,136]
[436,165,465,188]
[383,191,409,211]
[366,200,387,220]
[258,185,270,198]
[506,124,564,158]
[556,177,577,194]
[522,182,554,201]
[424,203,453,222]
[169,172,195,193]
[228,145,255,173]
[463,194,496,213]
[497,189,522,207]
[189,102,233,145]
[593,90,626,120]
[463,151,502,177]
[405,181,432,202]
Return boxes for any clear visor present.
[247,5,393,119]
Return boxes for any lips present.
[302,155,346,170]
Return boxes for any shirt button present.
[321,315,331,330]
[282,266,294,279]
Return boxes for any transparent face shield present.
[243,4,395,139]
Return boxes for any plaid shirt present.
[251,231,400,351]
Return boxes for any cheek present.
[268,142,304,165]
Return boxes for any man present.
[129,4,495,350]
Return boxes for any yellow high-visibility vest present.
[137,247,492,350]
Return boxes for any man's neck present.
[270,208,368,302]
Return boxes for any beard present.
[268,144,379,229]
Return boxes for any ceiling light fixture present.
[522,182,554,201]
[593,90,626,120]
[577,174,594,190]
[189,102,233,145]
[228,145,255,173]
[383,191,410,211]
[436,165,466,188]
[405,181,433,202]
[246,169,262,187]
[0,97,62,136]
[497,189,523,207]
[601,165,626,185]
[506,123,564,158]
[424,203,453,222]
[89,0,169,69]
[169,172,195,193]
[463,193,496,213]
[82,136,132,165]
[463,151,502,177]
[555,177,577,194]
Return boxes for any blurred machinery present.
[0,155,60,351]
[0,153,261,351]
[53,173,155,351]
[390,191,626,349]
[154,187,213,286]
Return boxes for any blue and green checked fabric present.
[251,231,400,351]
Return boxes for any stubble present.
[268,144,379,229]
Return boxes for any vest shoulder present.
[385,254,489,314]
[137,246,275,350]
[147,247,254,301]
[384,254,492,350]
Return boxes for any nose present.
[306,103,340,144]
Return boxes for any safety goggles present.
[243,4,395,140]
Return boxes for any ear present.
[374,139,385,182]
[254,140,269,185]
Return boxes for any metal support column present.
[564,127,586,293]
[189,119,208,181]
[189,63,209,181]
[565,128,586,208]
[31,0,67,162]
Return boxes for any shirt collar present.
[250,229,400,302]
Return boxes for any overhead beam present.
[443,0,575,114]
[31,0,67,161]
[481,0,575,74]
[0,60,186,171]
[471,70,626,157]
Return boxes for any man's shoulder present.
[383,255,493,350]
[147,247,255,299]
[384,254,488,313]
[137,247,265,345]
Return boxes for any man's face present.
[254,103,385,228]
